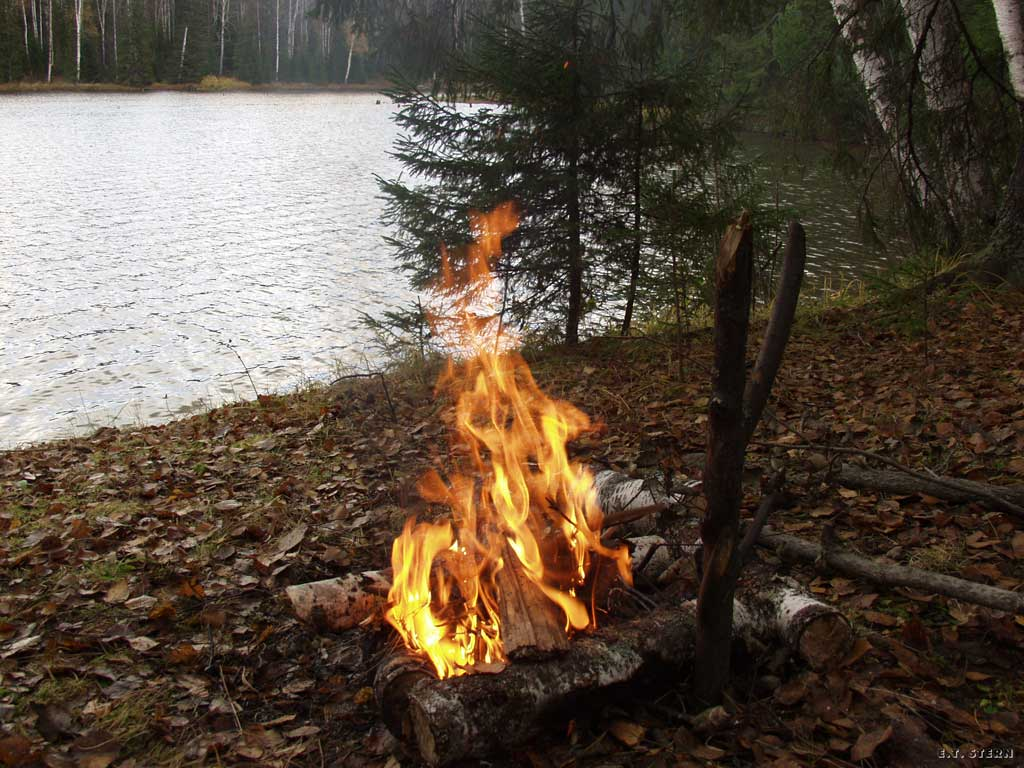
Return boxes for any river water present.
[0,92,895,446]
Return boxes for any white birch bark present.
[74,0,83,82]
[830,0,926,203]
[519,0,525,31]
[275,0,280,80]
[95,0,108,69]
[30,0,38,43]
[344,25,354,83]
[112,0,117,70]
[994,0,1024,100]
[178,25,188,81]
[21,0,30,56]
[218,0,228,75]
[46,0,52,82]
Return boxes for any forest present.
[1,1,1023,767]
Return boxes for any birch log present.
[286,570,390,631]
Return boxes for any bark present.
[590,468,687,529]
[275,0,280,80]
[21,0,29,56]
[981,136,1024,283]
[759,525,1024,614]
[219,0,228,75]
[46,0,52,83]
[178,25,188,82]
[742,221,805,446]
[74,0,83,82]
[494,541,570,659]
[344,27,354,84]
[95,0,107,70]
[993,0,1024,99]
[621,98,643,337]
[376,590,851,765]
[286,570,390,631]
[730,583,852,671]
[835,462,1024,517]
[375,606,701,766]
[695,211,753,706]
[112,0,118,71]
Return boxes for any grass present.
[197,75,252,91]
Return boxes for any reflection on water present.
[0,96,896,446]
[1,92,410,445]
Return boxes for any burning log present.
[494,542,570,659]
[375,605,701,766]
[286,536,670,633]
[376,586,852,766]
[284,570,390,631]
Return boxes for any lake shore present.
[1,288,1022,765]
[0,77,393,95]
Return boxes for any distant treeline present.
[0,0,384,84]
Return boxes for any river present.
[0,92,896,446]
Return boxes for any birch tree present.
[73,0,84,81]
[218,0,228,74]
[993,0,1024,100]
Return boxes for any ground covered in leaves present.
[2,291,1023,767]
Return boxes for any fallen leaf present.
[0,734,37,766]
[71,730,120,768]
[167,644,199,665]
[103,580,130,604]
[608,720,645,747]
[214,499,243,512]
[127,636,159,652]
[284,725,320,739]
[850,725,892,761]
[274,524,307,555]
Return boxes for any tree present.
[380,0,733,346]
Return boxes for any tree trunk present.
[993,0,1024,99]
[694,212,753,706]
[980,135,1024,283]
[75,0,83,82]
[275,0,280,80]
[21,0,30,57]
[219,0,227,75]
[830,0,928,211]
[621,98,643,337]
[46,0,52,83]
[112,0,118,72]
[178,25,188,82]
[95,0,107,71]
[344,26,353,83]
[901,0,995,226]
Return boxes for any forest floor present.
[2,288,1023,767]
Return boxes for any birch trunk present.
[95,0,108,70]
[218,0,228,75]
[900,0,995,222]
[74,0,83,82]
[830,0,925,205]
[112,0,117,70]
[344,26,353,83]
[30,0,38,43]
[178,25,188,82]
[46,0,52,82]
[994,0,1024,100]
[275,0,279,80]
[21,0,29,56]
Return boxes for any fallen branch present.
[285,570,390,631]
[591,468,694,529]
[758,525,1024,614]
[756,441,1024,520]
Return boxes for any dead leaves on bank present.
[1,294,1023,766]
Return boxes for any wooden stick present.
[696,210,754,706]
[494,541,570,660]
[758,525,1024,614]
[743,221,806,445]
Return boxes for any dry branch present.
[759,525,1024,614]
[743,221,806,445]
[696,210,754,705]
[494,541,569,659]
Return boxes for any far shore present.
[0,77,393,95]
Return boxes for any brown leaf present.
[850,725,892,761]
[608,720,645,747]
[71,730,120,768]
[167,644,199,665]
[274,524,308,555]
[0,734,38,767]
[103,580,130,604]
[214,499,243,512]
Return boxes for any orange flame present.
[385,203,631,679]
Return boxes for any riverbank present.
[0,76,392,94]
[1,289,1022,766]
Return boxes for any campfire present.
[384,202,631,679]
[286,209,866,766]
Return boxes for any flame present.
[385,203,631,679]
